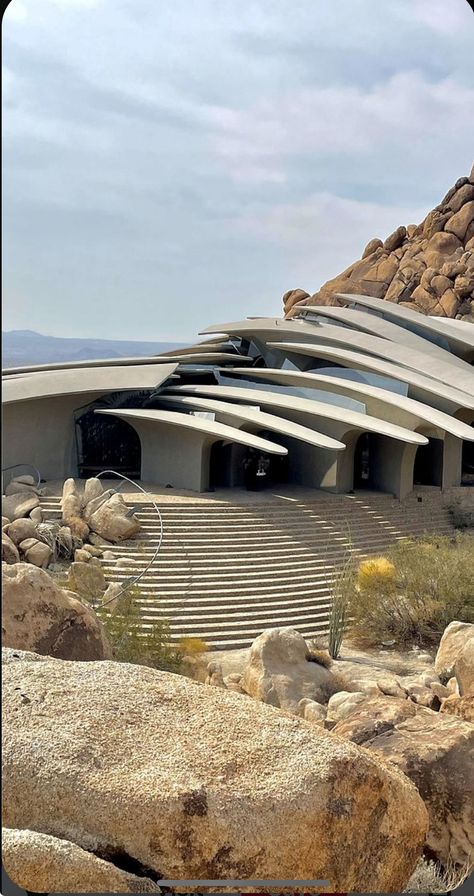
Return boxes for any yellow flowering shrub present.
[357,556,396,593]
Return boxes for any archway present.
[413,437,443,487]
[75,409,141,479]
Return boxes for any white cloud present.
[396,0,471,34]
[206,72,474,185]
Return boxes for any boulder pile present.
[283,164,474,320]
[2,476,141,579]
[206,624,474,870]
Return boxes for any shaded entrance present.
[75,409,141,479]
[462,426,474,485]
[353,433,374,489]
[413,438,443,487]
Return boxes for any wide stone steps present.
[41,491,453,648]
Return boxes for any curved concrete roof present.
[2,356,182,376]
[96,408,287,455]
[294,305,469,369]
[268,342,474,411]
[166,384,428,445]
[219,367,474,441]
[271,324,474,393]
[336,293,474,351]
[157,395,345,451]
[156,352,254,365]
[2,363,178,404]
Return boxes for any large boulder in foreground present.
[2,650,428,893]
[2,828,160,894]
[435,621,474,682]
[334,700,474,867]
[2,563,112,661]
[241,627,339,713]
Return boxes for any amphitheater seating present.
[40,487,454,649]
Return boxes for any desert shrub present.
[306,646,332,669]
[98,586,183,673]
[350,534,474,648]
[327,554,355,659]
[178,636,209,679]
[405,857,473,893]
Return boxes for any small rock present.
[29,507,43,524]
[82,543,103,558]
[74,548,92,563]
[82,477,104,506]
[430,682,451,701]
[383,225,406,252]
[5,518,37,546]
[2,533,20,564]
[299,698,326,724]
[19,538,53,569]
[326,691,367,723]
[205,661,226,688]
[2,493,40,522]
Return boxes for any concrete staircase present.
[40,488,454,649]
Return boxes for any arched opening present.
[75,409,141,479]
[413,437,443,487]
[462,425,474,486]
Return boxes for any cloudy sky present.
[3,0,474,342]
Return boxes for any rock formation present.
[2,828,160,894]
[241,627,339,712]
[2,563,112,661]
[283,165,474,320]
[2,648,428,893]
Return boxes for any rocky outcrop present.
[241,627,340,712]
[2,649,429,893]
[283,165,474,320]
[62,477,141,544]
[333,701,474,867]
[455,637,474,697]
[435,621,474,682]
[440,694,474,723]
[2,563,112,660]
[2,828,160,894]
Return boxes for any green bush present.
[98,586,183,673]
[349,534,474,648]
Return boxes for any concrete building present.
[3,295,474,499]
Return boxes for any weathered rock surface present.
[19,537,53,569]
[2,563,112,660]
[88,494,141,543]
[2,533,20,564]
[2,492,40,522]
[283,166,474,320]
[332,696,417,743]
[333,702,474,867]
[2,828,160,893]
[241,627,339,712]
[455,637,474,696]
[2,650,428,892]
[435,621,474,681]
[5,517,38,546]
[440,694,474,723]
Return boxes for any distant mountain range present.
[2,330,186,368]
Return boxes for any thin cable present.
[93,471,163,606]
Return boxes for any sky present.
[2,0,474,343]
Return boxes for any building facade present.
[3,295,474,499]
